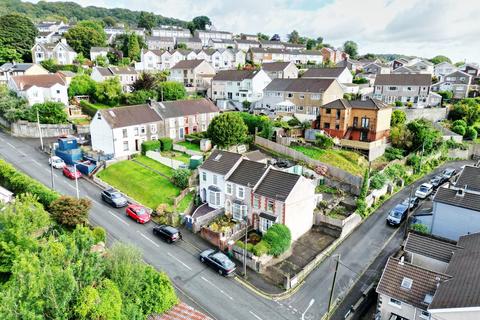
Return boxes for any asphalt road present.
[0,129,471,320]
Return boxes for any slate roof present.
[170,59,205,70]
[455,165,480,192]
[226,159,268,187]
[404,232,458,263]
[254,169,300,201]
[430,233,480,310]
[177,37,201,43]
[243,150,267,162]
[212,70,258,81]
[154,98,219,119]
[374,74,432,86]
[0,63,36,72]
[302,67,347,78]
[377,257,450,310]
[321,98,391,110]
[265,78,336,93]
[261,62,292,72]
[99,105,162,129]
[146,36,174,42]
[200,150,242,175]
[11,73,65,90]
[95,66,137,76]
[235,39,260,45]
[90,46,111,53]
[433,187,480,212]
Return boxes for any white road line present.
[249,310,264,320]
[6,142,15,149]
[65,183,77,190]
[201,276,234,300]
[167,251,192,270]
[107,210,129,226]
[31,159,40,165]
[137,231,160,248]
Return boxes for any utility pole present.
[36,108,44,150]
[404,184,415,238]
[243,215,248,279]
[327,254,341,317]
[50,148,55,190]
[74,163,79,199]
[419,141,425,173]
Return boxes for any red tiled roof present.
[151,302,212,320]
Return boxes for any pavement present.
[0,128,472,320]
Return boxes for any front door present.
[185,127,189,135]
[179,128,185,140]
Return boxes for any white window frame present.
[226,182,233,195]
[123,141,129,151]
[260,218,273,233]
[150,123,157,133]
[232,203,247,221]
[150,134,158,140]
[267,199,274,212]
[237,186,245,199]
[202,172,207,182]
[208,190,220,206]
[253,195,260,208]
[388,298,402,308]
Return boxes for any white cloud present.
[27,0,480,62]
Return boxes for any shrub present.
[287,117,301,127]
[124,89,156,105]
[370,172,387,190]
[49,196,92,227]
[92,226,106,243]
[384,147,404,161]
[465,126,478,140]
[394,101,403,106]
[159,137,173,151]
[410,223,429,234]
[79,100,97,117]
[252,240,270,257]
[406,102,413,108]
[315,133,334,149]
[406,154,421,168]
[172,169,190,189]
[185,132,206,144]
[438,91,453,100]
[263,224,291,257]
[452,119,467,128]
[141,140,160,155]
[452,125,466,136]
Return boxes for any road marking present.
[65,183,77,190]
[6,142,15,149]
[137,231,160,248]
[249,311,264,320]
[167,251,192,270]
[31,159,40,166]
[107,210,129,226]
[201,276,234,300]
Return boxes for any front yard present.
[97,156,182,210]
[291,145,368,176]
[176,141,202,152]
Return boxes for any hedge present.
[184,132,206,144]
[263,224,291,256]
[141,140,161,155]
[79,100,97,118]
[0,159,59,207]
[159,137,173,151]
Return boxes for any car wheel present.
[167,238,172,244]
[218,269,223,276]
[200,257,205,263]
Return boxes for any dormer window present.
[401,277,413,290]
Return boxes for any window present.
[150,124,157,133]
[213,175,218,185]
[335,124,340,130]
[311,94,320,100]
[388,298,401,308]
[123,141,129,151]
[253,195,260,208]
[324,122,330,129]
[388,86,398,91]
[140,126,146,135]
[232,202,247,220]
[169,128,176,139]
[237,186,245,199]
[336,110,341,119]
[361,117,370,128]
[169,118,175,127]
[326,108,331,114]
[287,93,293,98]
[267,199,274,212]
[56,90,60,94]
[401,277,413,289]
[260,218,273,233]
[202,172,207,181]
[226,182,233,195]
[225,200,232,214]
[208,190,220,206]
[353,117,358,127]
[122,129,128,138]
[299,94,305,99]
[420,311,430,320]
[134,127,139,136]
[151,135,157,140]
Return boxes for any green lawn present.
[161,150,191,164]
[291,146,368,176]
[97,158,180,209]
[176,141,201,152]
[177,192,194,213]
[134,156,175,177]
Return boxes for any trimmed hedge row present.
[0,159,59,207]
[79,100,97,117]
[159,137,173,151]
[141,140,161,155]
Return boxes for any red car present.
[126,204,151,224]
[63,166,82,180]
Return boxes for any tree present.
[259,121,274,140]
[75,279,122,320]
[287,30,300,44]
[207,113,248,148]
[191,16,211,31]
[0,14,37,63]
[391,109,407,127]
[176,43,187,49]
[138,265,178,315]
[49,196,92,227]
[95,55,108,67]
[263,224,291,256]
[94,77,122,106]
[343,40,358,58]
[316,36,324,45]
[157,81,186,101]
[65,20,107,58]
[465,126,478,140]
[270,34,281,41]
[124,89,156,105]
[132,72,157,91]
[306,39,317,50]
[22,102,68,124]
[137,11,156,32]
[238,112,270,134]
[429,55,451,65]
[406,119,441,154]
[69,74,97,97]
[40,58,57,73]
[102,16,116,27]
[257,33,269,41]
[172,168,190,189]
[127,33,140,61]
[315,133,334,149]
[438,90,453,100]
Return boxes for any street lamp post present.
[36,108,44,150]
[74,163,79,199]
[243,214,248,279]
[50,148,55,190]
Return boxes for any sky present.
[26,0,480,63]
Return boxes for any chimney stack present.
[399,256,404,265]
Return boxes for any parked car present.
[401,196,419,209]
[62,165,82,180]
[415,183,434,199]
[430,175,444,188]
[101,188,128,208]
[153,225,182,243]
[48,156,65,169]
[386,204,409,227]
[200,249,236,276]
[126,204,151,224]
[442,168,457,180]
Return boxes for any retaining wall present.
[395,106,448,122]
[146,150,184,169]
[11,120,74,138]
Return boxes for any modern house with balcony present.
[168,59,216,93]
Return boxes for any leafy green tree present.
[287,30,300,44]
[207,113,248,148]
[263,224,291,256]
[127,33,140,61]
[384,147,405,161]
[438,90,453,100]
[102,16,117,27]
[270,34,281,41]
[157,81,186,101]
[138,265,178,315]
[49,196,92,227]
[41,58,57,72]
[176,43,187,49]
[132,72,157,91]
[137,11,156,32]
[22,102,68,124]
[343,40,358,58]
[257,33,269,41]
[69,74,97,97]
[306,38,317,50]
[370,172,387,190]
[65,20,107,58]
[124,89,156,105]
[406,119,441,154]
[94,77,122,106]
[95,55,108,67]
[391,109,407,127]
[192,16,211,31]
[259,121,274,140]
[238,112,270,134]
[172,168,190,189]
[429,55,451,65]
[75,279,122,320]
[0,14,37,63]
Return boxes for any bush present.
[185,132,206,144]
[410,223,429,234]
[407,155,421,172]
[465,126,478,140]
[79,100,97,117]
[252,240,270,257]
[315,133,334,149]
[172,168,190,189]
[141,140,160,155]
[452,119,467,128]
[0,159,59,207]
[406,102,413,108]
[49,196,92,227]
[370,172,387,190]
[22,102,68,124]
[394,101,403,106]
[124,89,156,105]
[384,147,404,161]
[452,125,466,136]
[159,137,173,151]
[92,226,106,243]
[263,224,291,256]
[287,117,301,127]
[438,91,453,100]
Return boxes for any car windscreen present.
[165,226,178,235]
[111,193,122,199]
[390,209,403,218]
[419,186,429,192]
[213,253,234,269]
[136,208,147,215]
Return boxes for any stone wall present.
[395,106,448,123]
[10,120,74,138]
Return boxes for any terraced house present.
[373,74,437,107]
